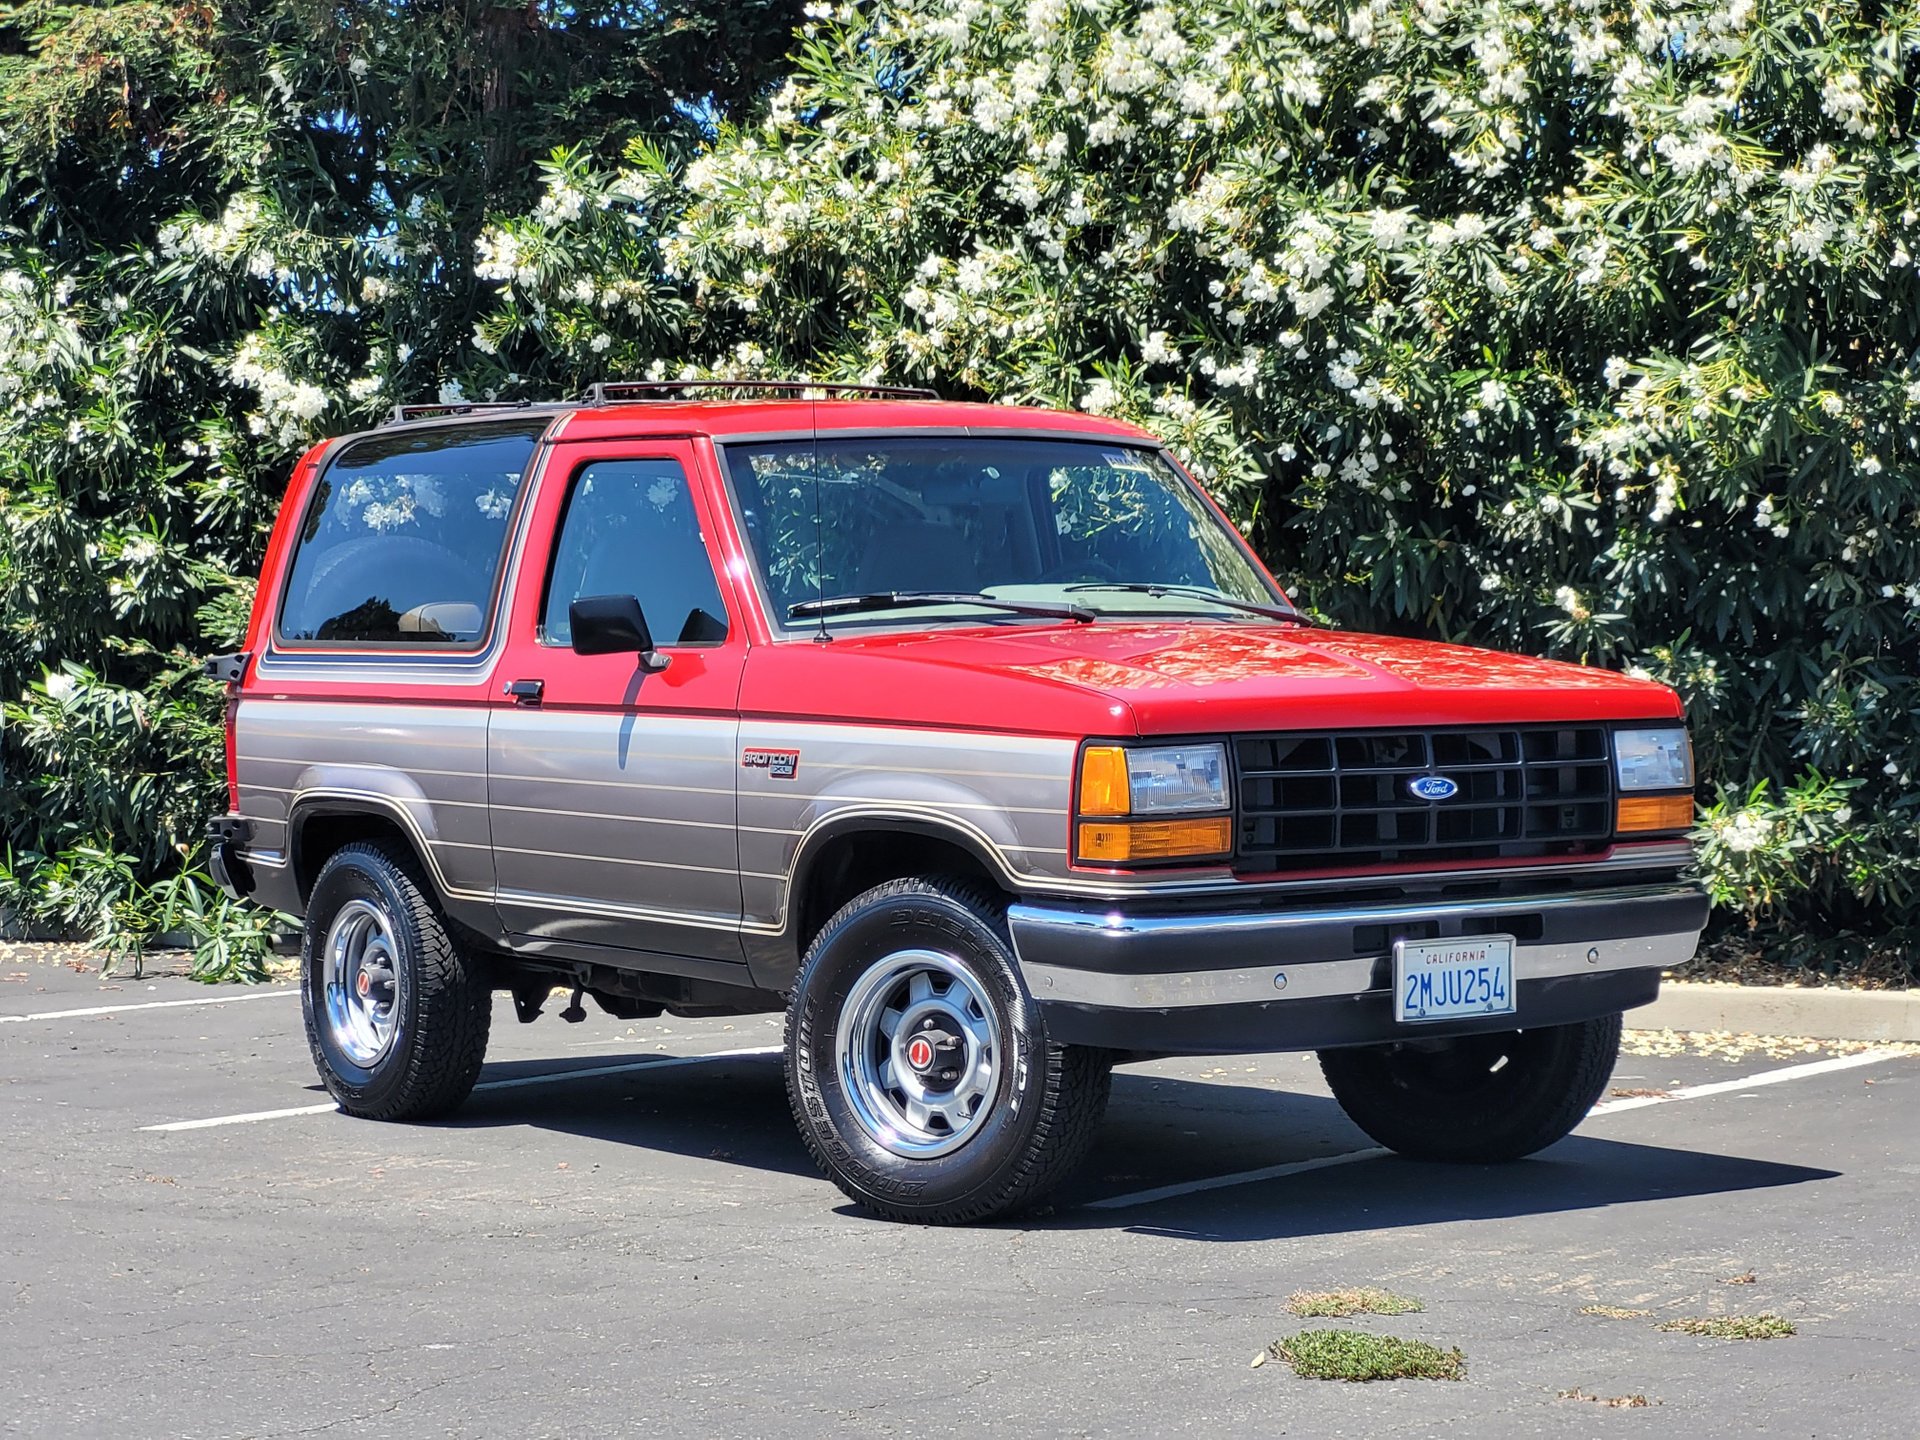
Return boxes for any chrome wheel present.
[322,898,401,1067]
[837,949,1003,1159]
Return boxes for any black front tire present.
[1318,1013,1623,1163]
[785,876,1111,1224]
[302,840,491,1121]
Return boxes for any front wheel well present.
[794,827,1006,955]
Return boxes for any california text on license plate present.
[1393,935,1516,1023]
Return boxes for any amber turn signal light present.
[1078,745,1132,816]
[1077,816,1233,864]
[1615,793,1693,834]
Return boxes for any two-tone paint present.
[220,398,1707,1026]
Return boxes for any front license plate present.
[1393,935,1516,1023]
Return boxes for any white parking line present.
[0,990,299,1024]
[1083,1146,1390,1210]
[1587,1047,1902,1113]
[1089,1046,1913,1212]
[141,1044,782,1132]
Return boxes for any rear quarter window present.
[276,420,547,646]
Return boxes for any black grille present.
[1235,727,1613,873]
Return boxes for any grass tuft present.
[1271,1329,1465,1382]
[1580,1304,1650,1319]
[1656,1313,1795,1340]
[1286,1287,1424,1319]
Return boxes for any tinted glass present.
[278,421,545,645]
[540,459,728,646]
[726,436,1280,628]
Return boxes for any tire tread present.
[785,874,1110,1224]
[1318,1012,1622,1163]
[305,840,490,1121]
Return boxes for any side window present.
[540,459,729,647]
[277,421,545,645]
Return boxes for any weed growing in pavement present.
[1286,1288,1424,1319]
[1263,1330,1464,1382]
[1558,1389,1657,1408]
[1579,1305,1651,1319]
[1656,1314,1795,1340]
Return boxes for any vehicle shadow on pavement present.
[1049,1134,1839,1241]
[432,1057,1838,1234]
[442,1050,817,1179]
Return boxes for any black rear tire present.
[1317,1013,1622,1163]
[785,875,1111,1224]
[302,840,491,1121]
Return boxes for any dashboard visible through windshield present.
[721,435,1291,631]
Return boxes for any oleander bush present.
[2,0,1916,975]
[0,0,803,972]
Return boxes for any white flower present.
[1722,809,1772,853]
[43,671,76,701]
[1603,357,1630,388]
[1367,208,1413,249]
[1139,330,1177,365]
[438,380,466,405]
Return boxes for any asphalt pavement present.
[3,956,1915,1438]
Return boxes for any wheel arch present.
[754,811,1018,994]
[289,793,448,907]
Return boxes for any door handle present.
[505,678,544,705]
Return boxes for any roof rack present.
[381,399,554,426]
[581,379,941,405]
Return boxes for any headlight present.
[1613,727,1694,792]
[1612,726,1694,835]
[1080,743,1229,815]
[1076,742,1232,865]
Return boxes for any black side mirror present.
[569,594,669,671]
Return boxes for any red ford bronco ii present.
[208,381,1706,1224]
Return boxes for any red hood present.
[747,622,1682,735]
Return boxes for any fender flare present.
[286,789,475,904]
[779,805,1028,937]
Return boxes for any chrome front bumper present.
[1006,882,1708,1055]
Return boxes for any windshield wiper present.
[789,591,1097,624]
[1063,582,1315,624]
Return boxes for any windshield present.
[724,435,1287,630]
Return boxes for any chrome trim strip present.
[1021,932,1700,1011]
[487,803,738,831]
[492,845,751,877]
[1010,883,1699,943]
[1022,843,1696,902]
[494,888,783,936]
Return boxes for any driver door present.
[487,439,747,968]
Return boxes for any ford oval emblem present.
[1408,775,1460,802]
